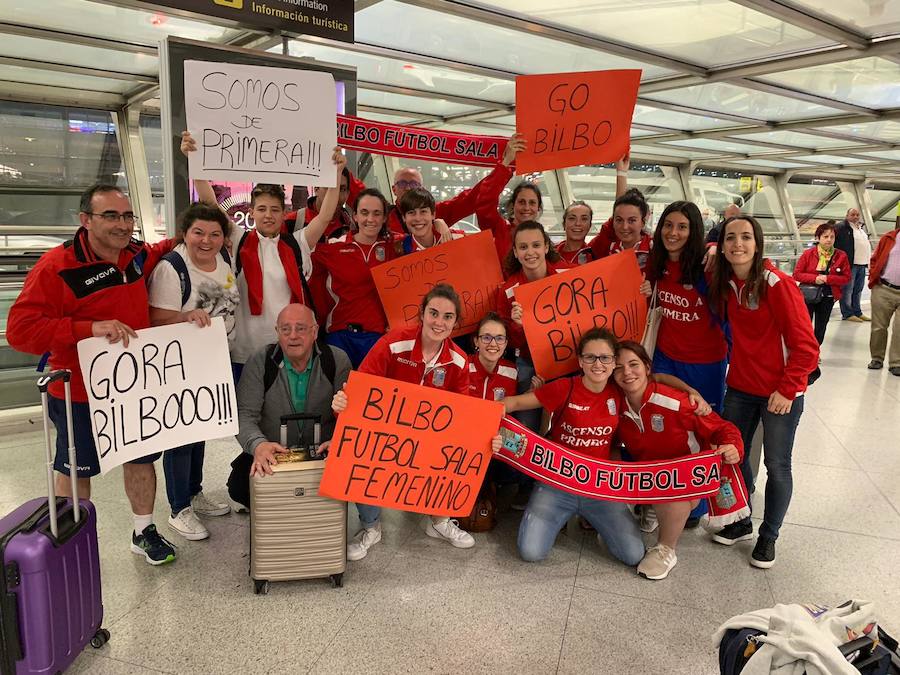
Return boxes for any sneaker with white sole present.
[191,491,230,517]
[639,505,659,533]
[710,520,754,546]
[637,544,677,580]
[424,517,475,548]
[131,524,177,565]
[347,522,382,561]
[168,507,209,541]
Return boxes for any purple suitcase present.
[0,371,107,674]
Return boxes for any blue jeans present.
[163,441,205,515]
[356,503,381,529]
[723,388,804,541]
[513,356,542,431]
[518,483,645,565]
[840,264,867,319]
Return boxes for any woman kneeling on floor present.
[613,341,743,580]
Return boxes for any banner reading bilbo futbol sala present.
[497,417,750,529]
[338,115,508,168]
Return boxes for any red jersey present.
[652,259,727,363]
[466,355,517,401]
[498,262,572,357]
[360,325,469,395]
[555,241,596,266]
[725,262,819,399]
[617,383,743,462]
[309,232,397,334]
[473,164,517,268]
[534,377,623,460]
[596,232,653,270]
[7,228,171,401]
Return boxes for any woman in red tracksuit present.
[614,341,743,581]
[792,221,851,346]
[707,216,819,569]
[466,311,517,402]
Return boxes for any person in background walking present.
[834,207,872,322]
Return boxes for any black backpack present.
[159,248,232,308]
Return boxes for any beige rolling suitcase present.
[249,413,347,595]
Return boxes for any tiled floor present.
[1,309,898,674]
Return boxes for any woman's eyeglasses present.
[477,334,508,345]
[579,353,614,365]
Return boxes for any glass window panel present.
[665,138,778,154]
[787,178,860,236]
[865,185,900,234]
[759,58,900,110]
[779,0,900,37]
[819,120,900,144]
[855,150,900,162]
[468,0,834,67]
[791,154,876,165]
[440,123,514,136]
[565,163,685,237]
[0,64,134,94]
[357,112,421,124]
[731,159,817,169]
[691,168,789,234]
[1,34,159,77]
[0,0,245,45]
[730,130,854,150]
[358,89,481,117]
[356,1,674,78]
[630,144,717,160]
[644,82,846,121]
[284,41,515,104]
[139,114,166,240]
[632,105,739,131]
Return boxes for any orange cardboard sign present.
[515,250,648,380]
[318,371,504,517]
[371,230,504,337]
[515,69,641,174]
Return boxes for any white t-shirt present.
[229,230,314,364]
[148,243,239,343]
[852,224,872,266]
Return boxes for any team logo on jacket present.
[375,244,385,261]
[577,251,589,264]
[492,387,506,401]
[607,398,617,415]
[432,367,446,387]
[651,414,665,432]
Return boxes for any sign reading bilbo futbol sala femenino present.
[137,0,353,43]
[319,372,504,518]
[77,318,238,474]
[184,60,338,187]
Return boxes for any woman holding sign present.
[148,203,239,541]
[707,216,818,569]
[504,328,645,566]
[332,284,479,559]
[613,341,743,580]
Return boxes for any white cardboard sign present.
[184,59,337,187]
[77,318,238,474]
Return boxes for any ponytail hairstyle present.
[708,215,768,312]
[504,220,562,275]
[353,188,392,241]
[648,200,705,285]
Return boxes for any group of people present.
[21,126,900,583]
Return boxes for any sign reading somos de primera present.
[184,60,338,187]
[77,318,238,474]
[319,371,504,518]
[138,0,353,44]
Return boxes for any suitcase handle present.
[38,369,79,537]
[279,413,322,424]
[279,414,322,457]
[36,369,70,393]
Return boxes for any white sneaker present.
[637,544,677,580]
[347,522,382,561]
[639,506,659,533]
[424,517,475,548]
[191,491,230,517]
[168,507,209,541]
[228,497,249,514]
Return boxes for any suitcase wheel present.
[254,579,269,595]
[330,573,343,589]
[90,629,110,649]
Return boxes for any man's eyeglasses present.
[477,334,508,345]
[277,324,315,336]
[393,180,422,191]
[85,211,138,225]
[579,353,615,365]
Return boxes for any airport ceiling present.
[1,0,898,181]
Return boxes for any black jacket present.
[834,219,866,264]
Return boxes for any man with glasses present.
[231,303,350,509]
[7,183,178,565]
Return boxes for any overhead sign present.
[514,250,647,380]
[138,0,353,43]
[515,69,641,174]
[370,231,505,338]
[318,371,504,518]
[77,318,238,474]
[184,60,337,187]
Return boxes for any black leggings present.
[807,297,835,345]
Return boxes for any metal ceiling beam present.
[0,21,157,55]
[0,55,156,83]
[358,80,511,111]
[726,0,870,50]
[442,108,515,125]
[357,104,444,122]
[0,80,125,109]
[736,77,877,116]
[637,97,768,126]
[393,0,708,76]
